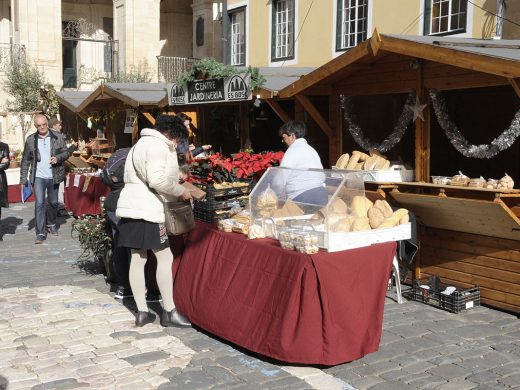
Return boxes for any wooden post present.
[414,62,430,182]
[329,93,340,167]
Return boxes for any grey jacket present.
[20,130,70,185]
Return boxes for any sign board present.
[167,74,252,106]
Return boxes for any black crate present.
[403,276,480,313]
[194,208,233,223]
[197,182,254,199]
[194,196,248,211]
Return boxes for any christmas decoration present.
[407,96,427,122]
[340,92,416,153]
[430,90,520,159]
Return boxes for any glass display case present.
[249,167,411,252]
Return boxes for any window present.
[336,0,368,51]
[229,8,246,66]
[425,0,467,35]
[271,0,295,61]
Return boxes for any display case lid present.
[249,166,365,216]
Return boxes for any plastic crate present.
[194,208,233,223]
[194,196,248,211]
[197,182,254,199]
[404,276,480,313]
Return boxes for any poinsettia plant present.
[189,151,284,185]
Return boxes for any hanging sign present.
[124,109,135,134]
[167,74,251,105]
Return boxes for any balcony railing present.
[0,43,26,72]
[157,56,198,83]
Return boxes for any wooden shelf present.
[390,191,520,241]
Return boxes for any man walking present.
[48,117,76,215]
[20,114,70,244]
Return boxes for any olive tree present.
[3,60,46,143]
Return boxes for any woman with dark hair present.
[116,115,193,327]
[0,140,10,228]
[176,112,212,162]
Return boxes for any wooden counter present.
[365,181,520,314]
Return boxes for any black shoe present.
[135,311,156,327]
[145,292,162,302]
[47,225,58,236]
[161,309,191,328]
[114,286,133,299]
[35,234,46,244]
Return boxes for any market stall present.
[173,223,396,365]
[64,173,110,216]
[169,166,411,364]
[273,31,520,313]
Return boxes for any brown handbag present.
[163,201,196,235]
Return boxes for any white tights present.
[129,247,175,312]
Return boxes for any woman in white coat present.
[117,115,193,327]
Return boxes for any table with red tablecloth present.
[173,223,396,365]
[64,173,110,216]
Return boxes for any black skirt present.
[118,218,169,250]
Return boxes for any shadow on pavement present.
[0,216,23,239]
[76,257,105,276]
[0,375,8,390]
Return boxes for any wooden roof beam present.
[509,78,520,98]
[294,95,334,139]
[380,35,520,79]
[279,40,373,98]
[265,99,292,123]
[76,85,104,113]
[141,111,156,126]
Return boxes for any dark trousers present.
[33,177,59,237]
[106,211,131,288]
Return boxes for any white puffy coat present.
[116,128,185,223]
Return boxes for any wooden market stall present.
[56,84,170,215]
[74,82,170,146]
[273,31,520,313]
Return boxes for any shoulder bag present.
[131,145,195,236]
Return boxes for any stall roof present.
[257,67,315,98]
[76,82,169,112]
[56,91,92,112]
[278,31,520,98]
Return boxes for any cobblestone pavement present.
[1,203,519,390]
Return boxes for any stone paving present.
[1,202,519,389]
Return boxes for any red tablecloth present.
[64,173,110,216]
[7,184,35,203]
[173,224,396,365]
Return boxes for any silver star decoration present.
[407,96,427,122]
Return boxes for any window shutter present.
[336,0,343,51]
[424,0,432,35]
[271,1,277,60]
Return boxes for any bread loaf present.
[374,199,393,218]
[335,153,350,169]
[374,158,390,171]
[368,206,384,228]
[330,198,348,214]
[351,196,373,217]
[377,215,400,229]
[333,216,356,232]
[364,156,378,170]
[345,152,361,169]
[351,216,371,231]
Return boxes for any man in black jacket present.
[20,114,70,244]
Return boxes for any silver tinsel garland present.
[340,92,415,153]
[430,90,520,159]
